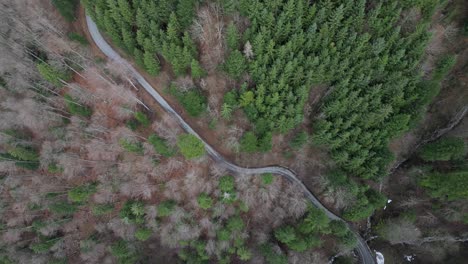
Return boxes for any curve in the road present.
[85,14,376,264]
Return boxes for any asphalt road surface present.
[86,14,376,264]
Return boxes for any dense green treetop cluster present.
[234,0,445,180]
[419,137,466,161]
[83,0,199,76]
[421,170,468,201]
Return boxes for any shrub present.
[119,200,145,224]
[52,0,79,21]
[49,201,77,215]
[68,32,89,45]
[432,54,457,81]
[197,193,213,210]
[157,200,176,217]
[169,85,206,117]
[262,173,274,185]
[134,111,150,127]
[329,220,348,237]
[68,183,97,203]
[110,240,139,264]
[260,244,288,264]
[419,137,465,161]
[37,62,71,87]
[92,204,114,216]
[237,246,252,261]
[135,228,152,241]
[240,132,258,153]
[64,94,92,117]
[227,216,245,232]
[148,134,174,157]
[289,131,308,149]
[275,226,296,244]
[420,170,468,200]
[217,228,231,241]
[125,119,139,131]
[177,134,205,159]
[119,138,143,154]
[219,175,235,192]
[7,146,39,162]
[30,238,60,253]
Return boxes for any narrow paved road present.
[86,15,376,264]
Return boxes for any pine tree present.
[190,59,206,79]
[226,23,240,50]
[143,51,160,75]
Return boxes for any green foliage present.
[343,188,386,221]
[49,201,77,215]
[126,119,139,131]
[1,144,40,170]
[217,228,231,241]
[148,134,174,157]
[226,23,240,50]
[240,131,258,153]
[169,84,206,117]
[221,103,233,120]
[239,91,254,107]
[177,134,205,159]
[275,225,296,244]
[64,94,92,117]
[197,193,213,210]
[119,200,145,224]
[67,32,89,45]
[223,50,247,79]
[30,237,60,254]
[157,200,176,217]
[119,138,143,154]
[274,206,332,252]
[419,137,465,161]
[143,51,160,75]
[110,240,139,264]
[48,163,63,173]
[68,182,97,203]
[219,175,235,192]
[134,111,150,127]
[237,246,252,261]
[190,59,206,79]
[260,244,288,264]
[227,216,245,232]
[223,91,238,107]
[420,170,468,200]
[289,131,308,149]
[36,62,71,87]
[92,203,114,216]
[135,228,152,241]
[262,173,274,185]
[52,0,79,21]
[432,54,457,81]
[7,146,39,162]
[329,220,348,237]
[83,0,198,76]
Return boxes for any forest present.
[1,0,467,263]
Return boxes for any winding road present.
[86,15,376,264]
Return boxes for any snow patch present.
[375,251,384,264]
[404,254,416,262]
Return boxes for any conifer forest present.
[0,0,467,263]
